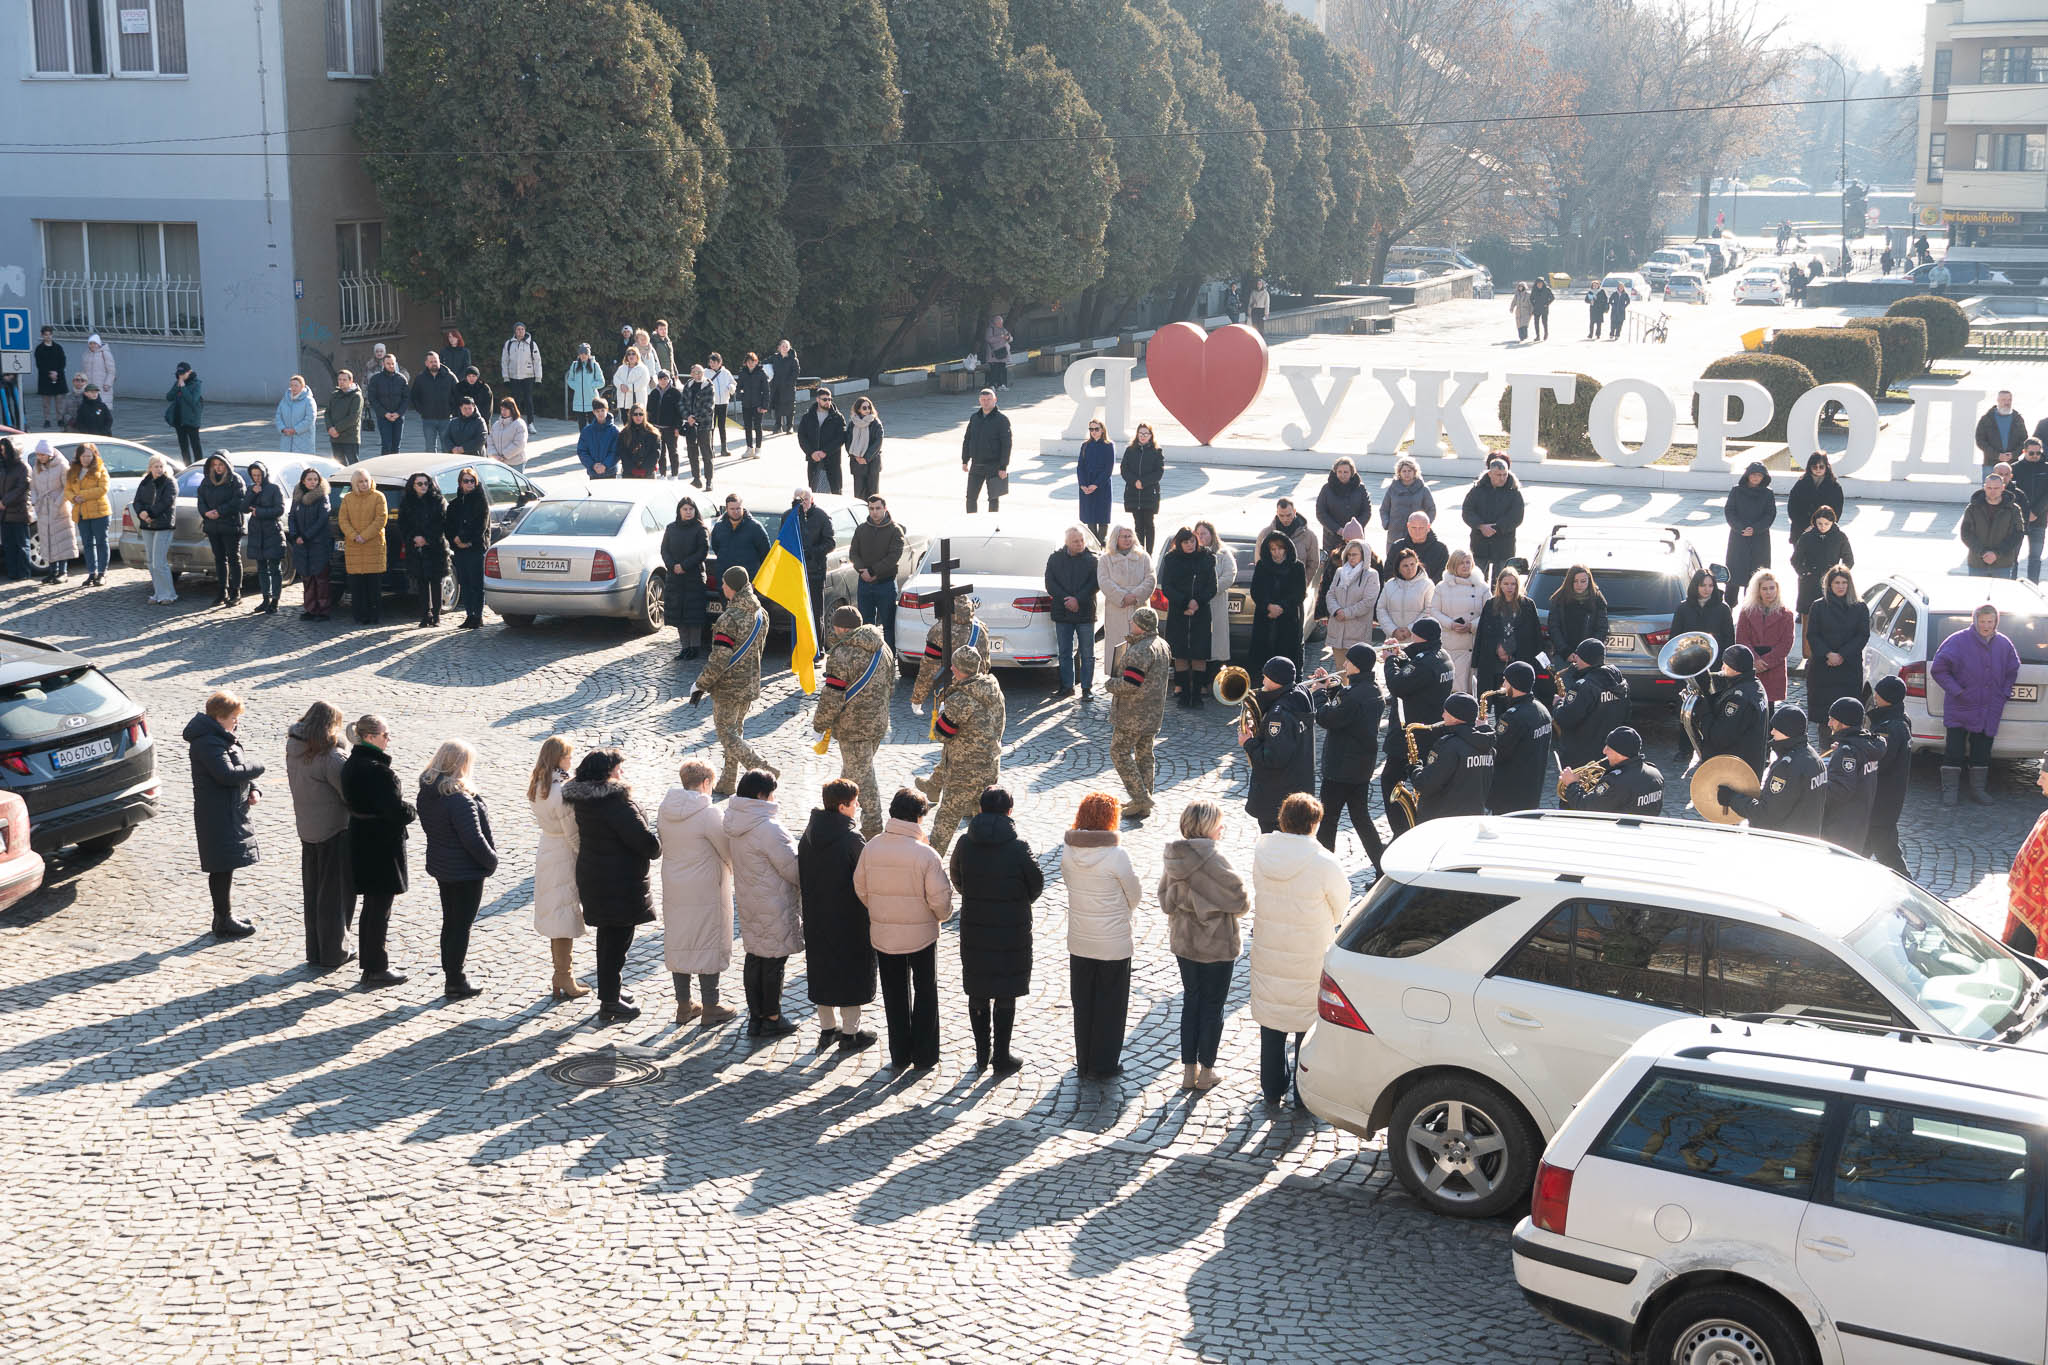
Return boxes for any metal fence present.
[339,273,404,340]
[39,272,204,339]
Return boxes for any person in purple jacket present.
[1930,603,2023,807]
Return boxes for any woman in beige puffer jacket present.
[1097,525,1156,673]
[853,791,954,1068]
[1322,540,1380,661]
[723,771,802,1035]
[1430,549,1491,693]
[1157,800,1250,1091]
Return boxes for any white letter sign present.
[1691,379,1772,472]
[1277,364,1360,450]
[1588,378,1676,468]
[1060,356,1136,443]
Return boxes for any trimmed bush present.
[1496,372,1601,458]
[1844,315,1928,391]
[1884,294,1969,364]
[1768,327,1881,399]
[1690,353,1817,442]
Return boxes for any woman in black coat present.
[243,461,286,614]
[561,748,661,1022]
[1723,461,1776,597]
[1157,525,1216,706]
[341,716,414,987]
[798,781,875,1047]
[661,496,709,660]
[949,787,1044,1073]
[1669,569,1736,654]
[1472,567,1544,695]
[1545,565,1609,664]
[1786,453,1843,549]
[1248,531,1306,672]
[1791,506,1853,617]
[1119,424,1166,553]
[184,689,262,940]
[444,470,491,630]
[288,469,337,621]
[1805,566,1870,724]
[417,739,497,1001]
[395,472,448,626]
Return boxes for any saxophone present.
[1387,721,1438,835]
[1476,687,1508,726]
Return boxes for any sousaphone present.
[1690,754,1761,825]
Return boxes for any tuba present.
[1658,630,1721,758]
[1386,721,1437,835]
[1214,665,1264,733]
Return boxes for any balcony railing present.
[40,272,204,340]
[338,273,404,339]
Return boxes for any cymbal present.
[1690,754,1760,826]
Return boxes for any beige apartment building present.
[1916,0,2048,250]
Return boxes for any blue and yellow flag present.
[754,506,818,694]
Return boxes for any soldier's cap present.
[722,565,751,591]
[1828,696,1866,728]
[1605,725,1642,759]
[1445,692,1479,725]
[831,605,863,631]
[1770,704,1807,738]
[1504,660,1535,692]
[951,646,982,674]
[1873,675,1907,706]
[1574,637,1605,666]
[1721,643,1755,674]
[1131,605,1159,632]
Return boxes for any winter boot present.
[1967,766,1997,806]
[1941,765,1962,807]
[211,911,255,940]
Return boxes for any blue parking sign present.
[0,309,27,352]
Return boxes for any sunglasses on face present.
[460,476,477,485]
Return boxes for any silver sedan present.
[483,489,673,633]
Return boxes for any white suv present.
[1514,1016,2048,1365]
[1294,811,2043,1218]
[1860,573,2048,757]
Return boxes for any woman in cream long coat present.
[1322,539,1380,660]
[1249,805,1351,1103]
[1430,549,1491,693]
[29,441,77,574]
[1097,525,1156,674]
[1196,520,1235,664]
[527,737,588,1001]
[659,759,736,1026]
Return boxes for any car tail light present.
[484,548,501,579]
[1903,660,1927,698]
[0,752,28,777]
[899,591,921,610]
[1642,629,1670,650]
[1531,1161,1574,1235]
[127,720,146,746]
[121,510,135,532]
[1316,972,1372,1032]
[591,551,615,582]
[1012,595,1052,613]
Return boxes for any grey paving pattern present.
[0,563,2030,1364]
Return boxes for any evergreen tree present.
[359,0,726,368]
[1286,15,1407,290]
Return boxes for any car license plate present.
[991,636,1007,654]
[2015,684,2041,703]
[519,557,571,574]
[1229,589,1250,613]
[1605,633,1638,652]
[50,736,114,770]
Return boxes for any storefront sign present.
[1942,210,2022,225]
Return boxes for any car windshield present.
[929,535,1065,577]
[1528,567,1683,616]
[0,667,131,742]
[1828,871,2032,1040]
[514,501,631,538]
[67,443,153,477]
[1931,613,2048,664]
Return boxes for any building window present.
[1933,48,1951,96]
[1981,133,2048,172]
[1929,132,1946,183]
[1980,46,2048,85]
[31,0,186,77]
[325,0,382,78]
[336,222,402,339]
[39,220,203,339]
[1976,132,1992,171]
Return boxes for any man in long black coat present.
[798,780,876,1051]
[1488,661,1553,814]
[341,718,414,987]
[1863,676,1914,873]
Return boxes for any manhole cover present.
[545,1054,664,1088]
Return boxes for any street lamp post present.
[1811,47,1851,275]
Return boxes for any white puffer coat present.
[1248,831,1350,1032]
[1323,560,1381,655]
[1097,538,1156,672]
[30,452,78,563]
[1376,571,1434,639]
[724,795,802,958]
[529,771,584,940]
[1061,829,1142,961]
[660,785,734,972]
[1431,567,1489,688]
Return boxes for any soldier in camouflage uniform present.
[909,593,991,709]
[1105,605,1171,818]
[812,605,895,838]
[925,645,1006,856]
[694,565,776,795]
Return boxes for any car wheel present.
[25,540,45,572]
[500,613,535,628]
[635,572,667,636]
[1386,1074,1538,1218]
[1643,1287,1816,1365]
[74,828,133,856]
[440,566,459,610]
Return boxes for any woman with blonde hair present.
[1061,791,1141,1079]
[1430,547,1488,690]
[1158,800,1249,1091]
[1735,568,1796,704]
[417,738,497,1000]
[285,700,355,967]
[528,736,588,1000]
[1195,520,1235,665]
[133,452,180,603]
[339,466,387,624]
[1098,524,1156,674]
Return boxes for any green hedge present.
[1496,372,1601,458]
[1844,315,1929,390]
[1690,353,1817,442]
[1883,294,1970,364]
[1768,327,1881,399]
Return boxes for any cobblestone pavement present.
[0,541,2032,1363]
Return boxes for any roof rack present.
[1546,523,1683,550]
[1669,1016,2048,1105]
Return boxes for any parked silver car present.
[114,455,346,590]
[1524,523,1722,703]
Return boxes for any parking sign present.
[0,309,27,352]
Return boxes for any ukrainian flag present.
[754,506,819,694]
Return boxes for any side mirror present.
[1710,563,1729,585]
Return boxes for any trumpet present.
[1556,757,1607,801]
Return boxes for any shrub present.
[1690,353,1817,442]
[1768,327,1880,399]
[1845,315,1929,390]
[1884,294,1970,364]
[1496,372,1601,458]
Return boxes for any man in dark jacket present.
[1720,705,1826,836]
[0,442,30,581]
[1820,696,1884,852]
[1488,661,1553,813]
[1962,471,2026,578]
[736,352,771,455]
[1863,676,1913,873]
[326,372,364,464]
[1461,460,1525,583]
[1381,618,1456,814]
[797,778,877,1052]
[711,494,770,583]
[798,388,850,495]
[1553,638,1630,768]
[1561,726,1664,814]
[961,388,1011,512]
[1976,391,2029,468]
[1414,692,1493,820]
[442,395,488,457]
[453,366,493,421]
[1044,526,1100,699]
[1385,511,1449,583]
[1698,644,1770,774]
[1243,656,1319,833]
[850,496,905,648]
[410,352,457,452]
[341,717,413,987]
[769,340,800,434]
[649,371,685,480]
[1314,643,1388,871]
[2013,441,2048,583]
[366,354,410,454]
[795,488,834,636]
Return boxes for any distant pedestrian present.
[1062,791,1141,1080]
[165,361,204,464]
[736,351,770,455]
[1119,423,1165,553]
[325,370,362,464]
[366,354,409,454]
[565,344,602,431]
[682,365,716,486]
[81,334,115,407]
[243,460,285,614]
[285,700,356,968]
[275,374,317,454]
[342,714,413,988]
[1249,793,1347,1105]
[962,388,1011,512]
[983,315,1014,390]
[339,467,388,624]
[500,323,542,426]
[951,786,1042,1074]
[1076,420,1113,541]
[1510,282,1533,341]
[845,395,884,501]
[417,739,497,1001]
[33,327,64,427]
[563,748,662,1021]
[800,778,878,1052]
[396,472,447,627]
[1530,277,1553,339]
[133,453,179,603]
[797,385,847,495]
[446,466,489,630]
[1607,283,1630,339]
[725,768,803,1037]
[185,688,263,942]
[1248,278,1271,332]
[288,468,336,621]
[659,758,737,1026]
[1158,800,1249,1092]
[770,340,800,434]
[706,352,735,456]
[527,735,590,1002]
[1586,286,1609,339]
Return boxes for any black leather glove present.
[1716,784,1740,806]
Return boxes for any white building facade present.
[1914,0,2048,249]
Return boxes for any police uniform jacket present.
[1820,729,1885,851]
[1732,743,1826,836]
[1553,664,1630,768]
[1867,707,1913,824]
[1315,676,1385,780]
[1244,686,1318,826]
[1415,721,1493,819]
[1561,756,1664,815]
[1700,675,1770,774]
[1489,694,1554,814]
[1383,642,1455,753]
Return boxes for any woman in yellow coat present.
[337,467,389,624]
[64,442,113,587]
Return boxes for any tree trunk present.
[1695,172,1712,239]
[1371,232,1394,289]
[865,271,951,377]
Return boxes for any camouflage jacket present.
[698,584,768,702]
[911,614,992,705]
[933,673,1005,775]
[1105,628,1171,731]
[813,624,894,744]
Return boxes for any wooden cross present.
[912,538,975,693]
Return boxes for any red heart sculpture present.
[1145,322,1270,446]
